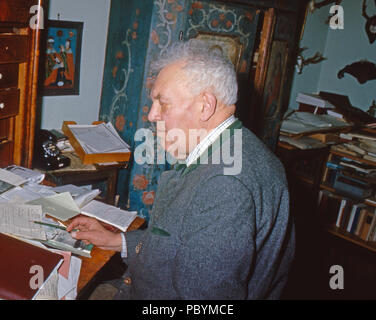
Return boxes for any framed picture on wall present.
[195,32,244,71]
[41,20,83,96]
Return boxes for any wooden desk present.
[76,216,145,298]
[42,152,128,205]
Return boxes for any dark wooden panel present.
[0,118,10,141]
[0,64,19,89]
[0,141,12,167]
[0,0,37,25]
[0,89,20,119]
[0,36,28,64]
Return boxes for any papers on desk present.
[0,168,27,194]
[81,200,137,232]
[27,192,81,221]
[0,164,139,299]
[68,122,130,154]
[0,204,46,240]
[52,184,101,208]
[280,111,351,136]
[5,165,45,185]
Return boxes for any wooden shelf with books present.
[318,140,376,253]
[327,225,376,253]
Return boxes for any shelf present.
[327,225,376,253]
[330,149,376,167]
[320,183,376,208]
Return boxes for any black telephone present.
[33,129,71,171]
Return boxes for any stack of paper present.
[68,122,130,154]
[296,92,336,109]
[280,112,351,135]
[5,165,45,185]
[0,168,27,194]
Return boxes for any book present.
[366,210,376,241]
[336,199,347,227]
[359,210,374,241]
[0,233,63,300]
[346,204,359,233]
[354,208,368,236]
[349,205,364,234]
[340,200,353,230]
[333,173,373,200]
[296,93,336,109]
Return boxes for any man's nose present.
[148,103,161,122]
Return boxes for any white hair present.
[151,39,238,106]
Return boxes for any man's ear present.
[200,91,217,122]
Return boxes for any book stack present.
[324,153,376,201]
[336,130,376,163]
[296,92,336,114]
[318,190,376,242]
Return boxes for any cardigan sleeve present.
[171,175,257,299]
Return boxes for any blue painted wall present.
[289,0,376,112]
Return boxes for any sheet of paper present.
[5,165,45,185]
[52,184,90,196]
[58,255,82,300]
[27,192,80,221]
[51,249,71,280]
[73,189,101,208]
[23,184,57,197]
[1,186,44,203]
[33,271,59,300]
[81,200,137,232]
[0,168,27,186]
[0,204,46,240]
[32,258,64,300]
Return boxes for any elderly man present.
[68,39,295,300]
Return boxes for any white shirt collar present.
[185,115,236,167]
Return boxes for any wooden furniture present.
[61,121,131,165]
[0,0,44,168]
[43,152,129,205]
[319,148,376,252]
[276,141,331,299]
[76,216,145,299]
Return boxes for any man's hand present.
[66,216,122,252]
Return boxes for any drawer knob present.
[0,103,4,109]
[4,46,9,51]
[0,73,2,80]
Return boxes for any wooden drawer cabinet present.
[0,0,37,25]
[0,0,43,168]
[0,89,20,119]
[0,142,12,167]
[0,64,19,89]
[0,36,28,64]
